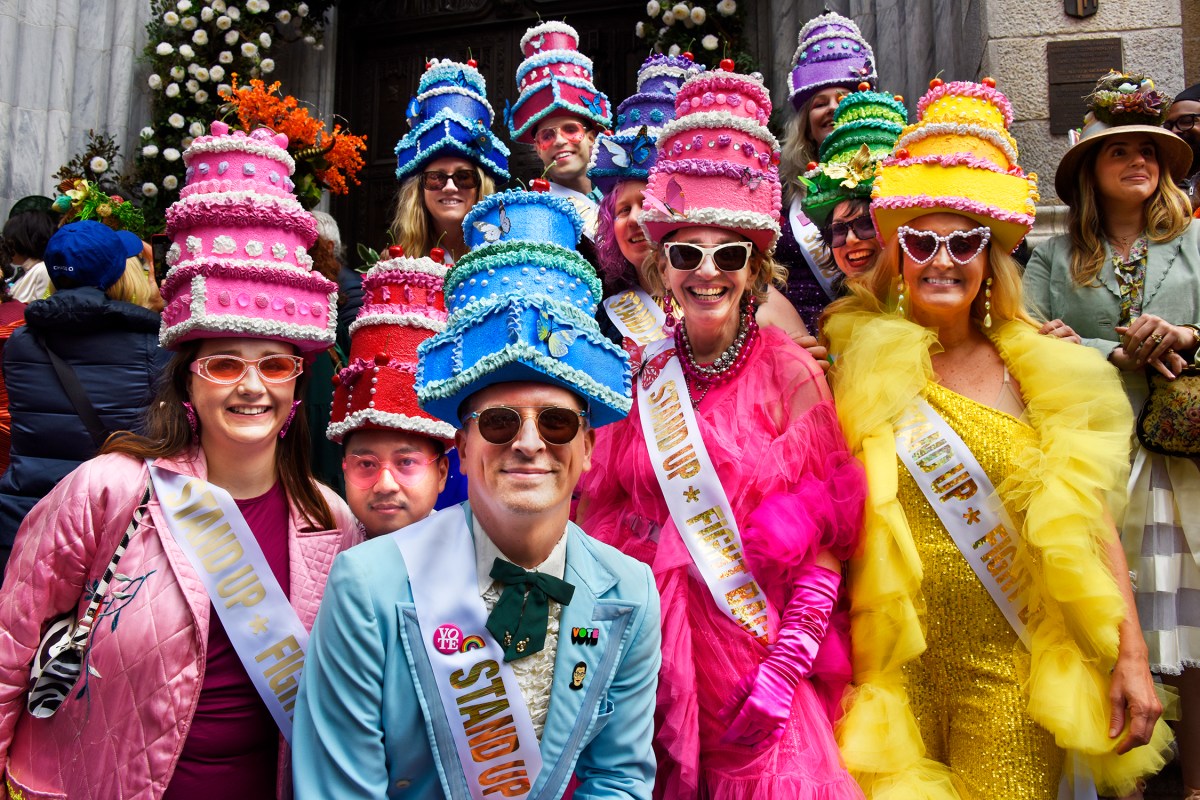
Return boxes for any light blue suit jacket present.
[292,503,661,799]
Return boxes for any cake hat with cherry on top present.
[799,83,907,227]
[416,187,631,427]
[587,53,703,194]
[160,120,338,353]
[395,57,511,183]
[327,248,457,445]
[870,77,1040,254]
[788,11,876,112]
[639,64,783,254]
[505,21,612,144]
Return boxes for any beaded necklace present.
[676,301,760,404]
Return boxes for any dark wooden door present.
[333,0,645,259]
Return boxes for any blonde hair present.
[779,111,820,207]
[822,234,1037,330]
[107,256,164,313]
[642,233,786,305]
[388,165,496,256]
[1067,145,1192,287]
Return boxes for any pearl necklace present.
[676,302,759,403]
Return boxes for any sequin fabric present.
[898,382,1063,799]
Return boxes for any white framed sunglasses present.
[663,241,754,271]
[897,225,992,266]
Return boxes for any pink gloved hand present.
[721,562,841,747]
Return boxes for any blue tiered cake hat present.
[587,53,702,194]
[416,189,632,426]
[395,58,511,182]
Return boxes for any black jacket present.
[0,287,169,555]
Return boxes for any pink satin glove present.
[721,562,841,747]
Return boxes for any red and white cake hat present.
[506,21,612,144]
[639,67,783,254]
[160,120,338,353]
[327,251,457,446]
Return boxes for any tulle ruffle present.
[825,311,1173,797]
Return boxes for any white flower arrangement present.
[156,42,174,56]
[716,0,735,14]
[142,182,159,197]
[276,9,291,23]
[218,50,233,64]
[143,144,160,157]
[176,0,191,10]
[303,34,315,44]
[210,64,226,80]
[89,156,109,173]
[672,3,689,20]
[189,121,205,137]
[216,15,232,29]
[259,59,275,73]
[646,0,661,16]
[164,148,181,161]
[181,16,198,31]
[148,73,163,89]
[195,89,209,104]
[163,11,180,25]
[185,79,200,93]
[194,67,209,81]
[259,32,271,47]
[297,2,308,15]
[163,174,179,190]
[246,0,261,10]
[182,136,194,148]
[179,43,194,59]
[216,83,231,96]
[228,6,241,20]
[690,6,706,24]
[225,30,239,45]
[187,63,199,75]
[668,43,681,55]
[662,10,674,25]
[241,42,258,57]
[212,0,226,11]
[169,113,186,128]
[171,65,186,80]
[192,29,208,45]
[141,126,155,138]
[636,21,646,37]
[200,6,213,21]
[165,82,181,98]
[702,34,718,49]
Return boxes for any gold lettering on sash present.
[254,635,305,713]
[216,563,267,608]
[725,582,771,644]
[930,463,978,503]
[449,658,532,792]
[611,291,660,338]
[648,380,701,479]
[971,525,1031,624]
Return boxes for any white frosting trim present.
[326,409,457,444]
[372,257,449,278]
[184,137,296,173]
[417,85,495,120]
[520,21,578,52]
[348,312,446,336]
[637,62,699,91]
[791,25,875,67]
[639,206,781,252]
[165,255,316,277]
[169,188,310,216]
[659,111,780,150]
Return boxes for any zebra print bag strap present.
[26,477,153,718]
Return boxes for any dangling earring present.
[662,291,679,333]
[896,275,906,317]
[983,277,993,329]
[182,401,198,435]
[279,400,301,439]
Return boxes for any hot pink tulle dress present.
[579,326,865,800]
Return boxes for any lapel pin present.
[433,623,463,655]
[569,661,587,691]
[570,626,600,645]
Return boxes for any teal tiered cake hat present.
[416,189,632,426]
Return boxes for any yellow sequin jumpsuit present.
[898,382,1062,799]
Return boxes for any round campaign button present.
[432,623,463,655]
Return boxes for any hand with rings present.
[1037,319,1082,345]
[1116,314,1191,368]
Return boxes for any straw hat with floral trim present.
[1054,71,1192,204]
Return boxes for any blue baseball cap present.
[44,220,143,291]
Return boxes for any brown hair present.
[822,232,1038,330]
[100,340,335,531]
[1067,141,1192,287]
[641,231,786,305]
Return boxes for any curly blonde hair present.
[387,165,496,256]
[1067,143,1192,287]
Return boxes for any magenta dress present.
[579,326,865,800]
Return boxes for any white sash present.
[148,463,309,743]
[893,398,1031,645]
[787,196,840,301]
[393,506,542,800]
[636,338,774,645]
[603,287,667,348]
[549,182,598,240]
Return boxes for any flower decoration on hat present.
[394,58,511,183]
[870,79,1039,254]
[416,188,631,427]
[159,120,338,353]
[52,179,147,238]
[788,12,876,112]
[588,53,703,194]
[328,250,457,445]
[1086,71,1171,126]
[799,88,906,227]
[640,65,783,254]
[508,21,612,144]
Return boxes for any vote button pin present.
[433,623,463,655]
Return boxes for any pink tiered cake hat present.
[640,66,783,255]
[505,21,611,144]
[327,250,456,446]
[870,79,1039,254]
[160,120,338,353]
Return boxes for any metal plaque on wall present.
[1047,37,1122,134]
[1064,0,1098,18]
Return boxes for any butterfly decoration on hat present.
[472,201,511,243]
[643,176,687,220]
[537,311,578,358]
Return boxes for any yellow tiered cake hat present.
[871,78,1039,254]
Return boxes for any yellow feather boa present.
[824,311,1173,798]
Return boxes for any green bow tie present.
[485,558,575,662]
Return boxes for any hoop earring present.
[896,275,906,317]
[279,400,301,439]
[983,276,993,329]
[182,401,198,435]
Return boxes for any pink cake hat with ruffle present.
[505,21,612,144]
[871,79,1039,254]
[639,67,783,254]
[327,252,456,446]
[160,121,338,353]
